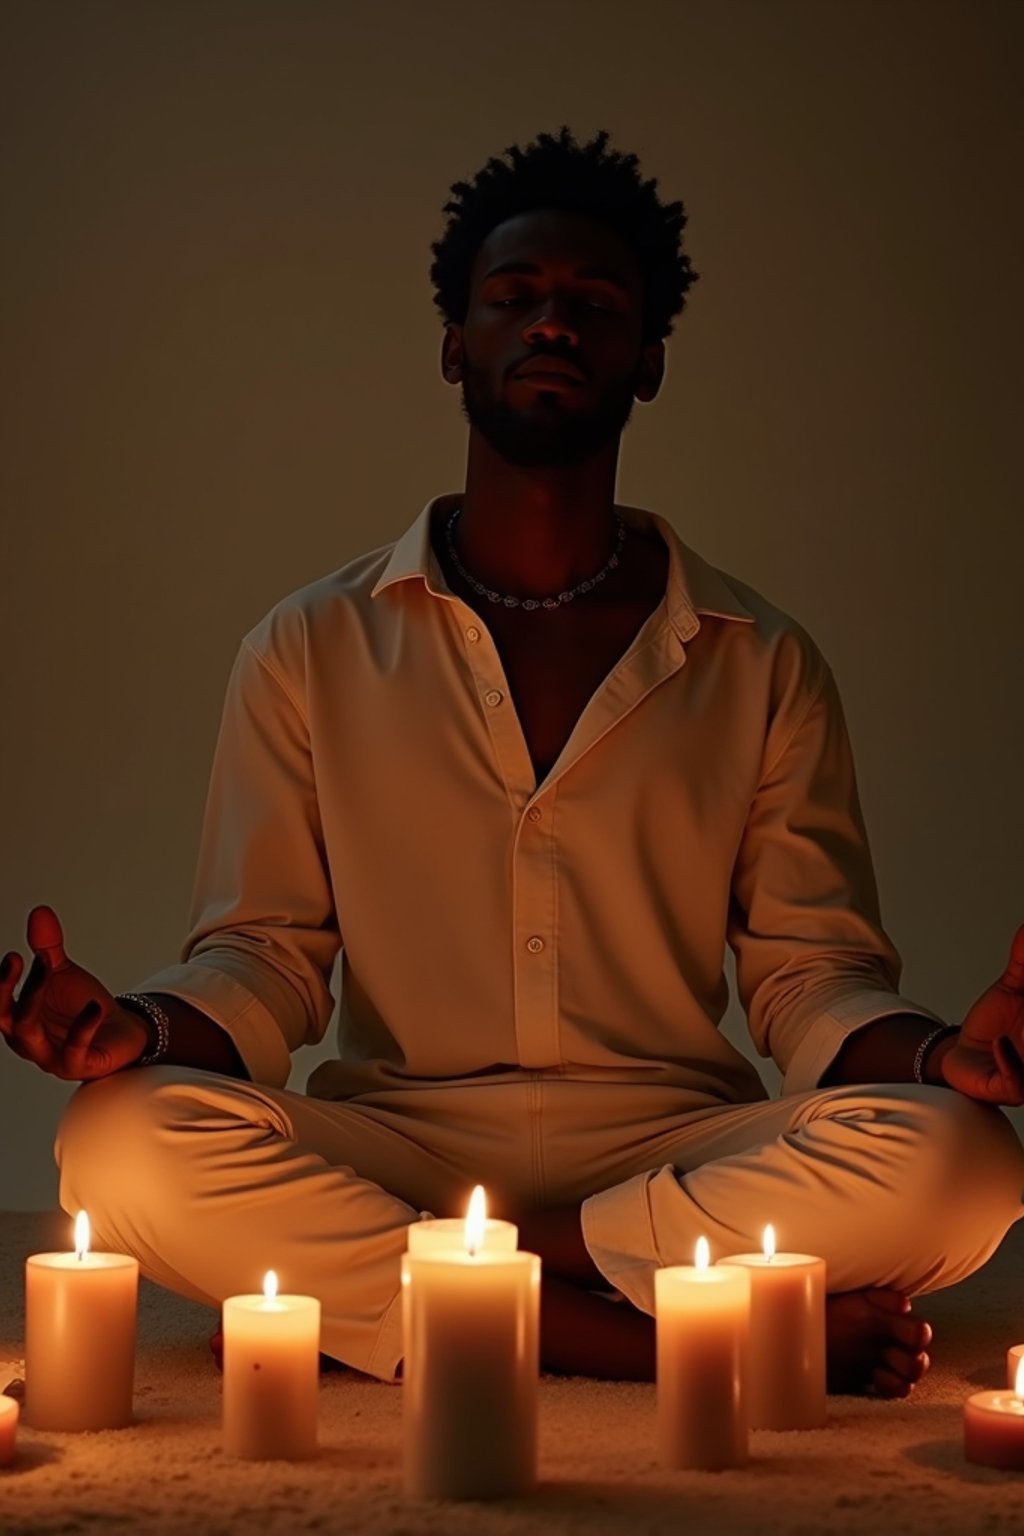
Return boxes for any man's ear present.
[441,324,464,386]
[634,340,666,403]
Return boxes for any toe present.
[881,1345,930,1385]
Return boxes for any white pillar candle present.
[24,1212,138,1431]
[222,1270,321,1461]
[402,1186,540,1500]
[0,1394,18,1465]
[966,1360,1024,1468]
[655,1237,750,1471]
[1006,1343,1024,1387]
[721,1225,826,1430]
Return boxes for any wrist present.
[116,993,171,1066]
[920,1025,961,1085]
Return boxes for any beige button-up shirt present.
[137,494,942,1106]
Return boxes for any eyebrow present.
[481,260,631,294]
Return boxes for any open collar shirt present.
[136,493,942,1105]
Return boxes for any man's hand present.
[941,923,1024,1104]
[0,905,148,1080]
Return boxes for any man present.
[4,127,1024,1397]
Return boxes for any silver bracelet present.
[116,992,171,1066]
[913,1024,959,1084]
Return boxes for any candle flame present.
[695,1236,710,1271]
[263,1270,278,1301]
[74,1211,90,1261]
[763,1224,776,1262]
[1015,1356,1024,1400]
[465,1185,487,1257]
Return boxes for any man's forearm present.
[820,1014,957,1089]
[133,993,249,1079]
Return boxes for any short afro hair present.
[429,126,698,347]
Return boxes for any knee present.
[56,1068,172,1224]
[912,1087,1024,1219]
[886,1086,1024,1288]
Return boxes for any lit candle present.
[407,1196,517,1255]
[655,1237,750,1470]
[0,1394,18,1465]
[721,1225,826,1430]
[402,1185,540,1500]
[1007,1344,1024,1388]
[965,1358,1024,1468]
[24,1212,138,1430]
[222,1270,321,1460]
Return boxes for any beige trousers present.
[55,1069,1024,1382]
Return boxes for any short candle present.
[24,1212,138,1431]
[222,1269,321,1461]
[721,1225,826,1430]
[402,1185,540,1500]
[655,1237,750,1471]
[965,1358,1024,1469]
[0,1394,19,1466]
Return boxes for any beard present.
[458,357,641,468]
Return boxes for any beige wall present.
[2,0,1021,1209]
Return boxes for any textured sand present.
[3,1209,1024,1535]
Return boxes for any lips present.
[515,358,586,384]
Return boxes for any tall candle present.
[721,1225,826,1430]
[24,1212,138,1431]
[655,1238,750,1471]
[965,1359,1024,1469]
[0,1395,18,1465]
[402,1186,540,1500]
[223,1270,321,1460]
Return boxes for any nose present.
[521,296,580,348]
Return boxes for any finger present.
[992,1036,1024,1102]
[11,952,49,1026]
[26,905,67,969]
[60,1002,108,1080]
[1,1005,60,1070]
[0,952,25,1028]
[1002,923,1024,990]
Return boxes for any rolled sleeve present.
[728,663,941,1096]
[133,634,340,1086]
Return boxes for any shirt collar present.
[370,493,756,639]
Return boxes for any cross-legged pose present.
[4,127,1023,1399]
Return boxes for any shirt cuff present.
[781,989,948,1097]
[129,959,294,1087]
[581,1171,664,1315]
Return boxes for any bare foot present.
[826,1288,932,1398]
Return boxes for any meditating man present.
[3,126,1023,1398]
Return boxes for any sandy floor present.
[3,1209,1024,1535]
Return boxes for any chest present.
[486,603,657,782]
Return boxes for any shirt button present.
[484,689,503,708]
[526,806,542,823]
[526,936,545,954]
[466,626,481,643]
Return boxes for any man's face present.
[444,207,663,468]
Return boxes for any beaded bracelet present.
[116,992,171,1067]
[913,1024,959,1084]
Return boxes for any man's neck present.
[454,432,623,599]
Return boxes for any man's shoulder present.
[678,538,829,691]
[247,538,400,637]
